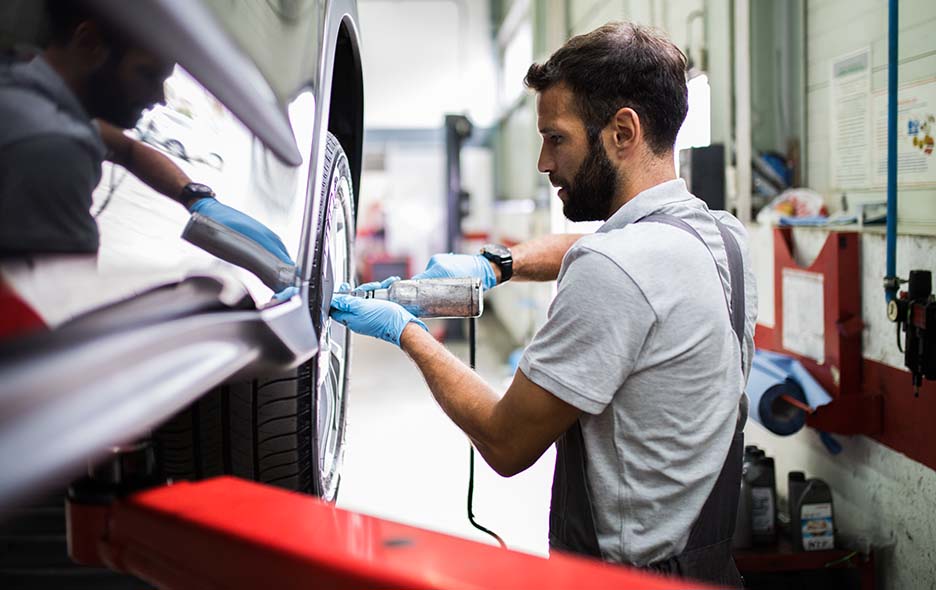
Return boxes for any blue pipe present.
[885,0,898,302]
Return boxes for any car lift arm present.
[67,476,711,590]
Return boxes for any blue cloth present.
[412,253,497,291]
[330,278,428,346]
[778,214,857,227]
[746,349,833,435]
[188,197,294,265]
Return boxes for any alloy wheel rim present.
[315,172,353,499]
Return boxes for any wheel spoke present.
[329,336,344,360]
[329,320,348,342]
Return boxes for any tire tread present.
[152,133,354,501]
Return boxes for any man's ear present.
[70,21,111,69]
[609,107,640,155]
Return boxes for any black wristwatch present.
[480,243,513,283]
[179,182,215,208]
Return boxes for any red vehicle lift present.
[66,473,714,590]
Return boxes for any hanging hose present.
[466,317,507,549]
[468,446,506,549]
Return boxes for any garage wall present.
[748,225,936,590]
[359,0,497,128]
[747,2,936,588]
[803,0,936,233]
[566,0,703,45]
[749,0,805,157]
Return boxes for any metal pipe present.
[885,0,898,302]
[733,0,752,223]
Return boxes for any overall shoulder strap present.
[638,212,748,588]
[635,212,745,352]
[637,212,748,431]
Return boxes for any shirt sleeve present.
[518,245,657,415]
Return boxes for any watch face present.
[186,183,215,197]
[482,244,510,259]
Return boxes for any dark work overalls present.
[549,213,747,588]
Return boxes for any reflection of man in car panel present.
[0,0,291,336]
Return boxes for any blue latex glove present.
[330,278,428,346]
[412,253,497,291]
[189,197,294,265]
[352,276,400,294]
[271,286,299,301]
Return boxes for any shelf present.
[734,536,867,574]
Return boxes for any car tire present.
[154,132,355,501]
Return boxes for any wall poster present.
[872,77,936,188]
[829,49,872,190]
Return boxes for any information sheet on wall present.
[782,268,825,365]
[829,49,871,190]
[871,77,936,188]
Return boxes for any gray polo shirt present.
[0,56,107,256]
[520,179,757,566]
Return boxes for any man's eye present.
[550,135,563,145]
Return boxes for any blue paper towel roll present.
[746,350,833,435]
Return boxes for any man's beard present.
[86,60,145,129]
[559,139,621,222]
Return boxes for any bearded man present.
[330,22,757,587]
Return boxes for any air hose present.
[467,316,507,549]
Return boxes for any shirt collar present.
[598,178,695,233]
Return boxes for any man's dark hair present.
[45,0,92,46]
[525,22,688,155]
[44,0,126,53]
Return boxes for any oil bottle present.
[793,478,835,551]
[750,455,777,545]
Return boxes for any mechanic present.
[0,1,291,334]
[331,22,756,586]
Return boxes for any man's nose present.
[537,145,552,174]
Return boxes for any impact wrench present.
[182,211,483,319]
[347,277,482,318]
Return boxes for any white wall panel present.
[359,0,497,128]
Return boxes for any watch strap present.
[481,245,513,283]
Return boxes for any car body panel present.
[288,0,363,284]
[199,0,324,107]
[0,0,363,508]
[0,283,319,508]
[84,0,303,166]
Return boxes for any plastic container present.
[732,448,758,549]
[787,471,807,549]
[750,456,777,545]
[794,478,835,551]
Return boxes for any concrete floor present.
[337,314,555,557]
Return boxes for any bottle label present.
[801,502,834,550]
[751,487,775,533]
